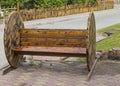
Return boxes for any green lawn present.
[96,23,120,51]
[97,23,120,34]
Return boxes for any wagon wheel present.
[4,11,24,68]
[87,12,96,71]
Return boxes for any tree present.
[0,0,29,8]
[86,0,98,4]
[67,0,73,5]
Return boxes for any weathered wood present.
[20,38,87,47]
[20,29,88,47]
[21,38,86,43]
[13,46,86,57]
[20,29,88,37]
[21,32,87,38]
[4,11,24,68]
[87,12,96,71]
[21,42,87,47]
[4,11,96,74]
[87,56,100,80]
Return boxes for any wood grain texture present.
[13,46,86,57]
[20,29,87,36]
[20,29,88,47]
[87,12,96,71]
[4,11,24,68]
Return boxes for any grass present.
[97,32,120,51]
[97,23,120,51]
[78,57,86,62]
[97,23,120,34]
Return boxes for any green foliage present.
[67,0,97,5]
[34,0,67,8]
[52,0,64,7]
[80,0,86,4]
[0,0,98,9]
[86,0,98,4]
[0,0,29,8]
[34,0,51,8]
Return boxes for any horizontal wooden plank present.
[13,46,87,56]
[20,42,87,47]
[20,29,88,47]
[20,38,87,47]
[20,29,87,33]
[21,38,87,43]
[21,34,87,39]
[20,29,88,38]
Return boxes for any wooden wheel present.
[4,11,24,68]
[87,12,96,71]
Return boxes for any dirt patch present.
[89,60,120,86]
[94,60,120,75]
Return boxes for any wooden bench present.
[4,11,96,71]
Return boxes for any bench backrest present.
[20,29,88,48]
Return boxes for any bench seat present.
[13,46,86,57]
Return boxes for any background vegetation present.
[0,0,98,9]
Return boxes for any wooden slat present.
[21,42,87,47]
[20,29,88,47]
[20,29,88,38]
[13,46,86,57]
[21,38,87,47]
[20,29,88,34]
[21,34,87,39]
[21,38,86,43]
[20,38,87,47]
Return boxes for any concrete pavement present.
[0,24,7,67]
[24,5,120,29]
[0,60,120,86]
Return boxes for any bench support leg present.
[87,56,100,80]
[86,56,90,71]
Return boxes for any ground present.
[0,59,120,86]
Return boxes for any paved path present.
[0,60,120,86]
[24,5,120,29]
[0,24,7,67]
